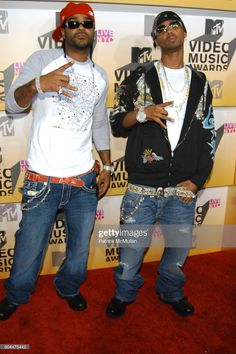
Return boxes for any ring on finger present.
[58,86,63,95]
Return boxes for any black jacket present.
[110,61,216,189]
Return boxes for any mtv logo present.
[209,80,223,99]
[131,47,152,64]
[0,115,14,137]
[205,19,224,36]
[0,230,7,249]
[0,11,8,34]
[0,204,18,222]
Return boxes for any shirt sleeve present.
[109,71,138,138]
[5,51,45,113]
[191,84,216,189]
[92,69,110,151]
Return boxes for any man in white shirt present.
[0,2,113,320]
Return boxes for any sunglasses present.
[156,21,182,35]
[64,20,94,30]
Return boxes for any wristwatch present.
[103,164,114,174]
[136,106,147,123]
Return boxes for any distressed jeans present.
[114,189,196,303]
[5,170,98,305]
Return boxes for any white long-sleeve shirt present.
[6,48,110,177]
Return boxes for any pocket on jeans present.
[81,171,97,194]
[21,178,49,209]
[178,196,196,207]
[120,190,143,220]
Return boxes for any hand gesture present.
[39,61,78,97]
[144,101,174,128]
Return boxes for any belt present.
[127,183,196,199]
[25,171,85,187]
[25,161,100,188]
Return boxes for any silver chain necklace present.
[156,60,190,113]
[162,64,186,93]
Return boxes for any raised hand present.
[39,61,78,98]
[144,101,174,128]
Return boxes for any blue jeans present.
[5,170,98,305]
[114,189,196,303]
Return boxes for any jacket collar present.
[144,62,205,139]
[178,68,205,141]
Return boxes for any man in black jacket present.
[106,11,215,318]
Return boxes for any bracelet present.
[103,165,114,174]
[35,76,44,95]
[136,106,147,123]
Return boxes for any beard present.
[65,33,93,50]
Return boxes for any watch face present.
[103,165,114,173]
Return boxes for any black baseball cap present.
[151,11,186,40]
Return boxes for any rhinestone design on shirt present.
[53,61,100,131]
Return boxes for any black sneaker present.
[161,297,194,317]
[57,291,87,311]
[0,298,18,321]
[106,297,131,318]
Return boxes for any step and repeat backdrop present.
[0,1,236,278]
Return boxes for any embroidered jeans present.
[5,170,98,305]
[114,189,196,303]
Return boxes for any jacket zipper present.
[162,128,172,187]
[162,114,196,186]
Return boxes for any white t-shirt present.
[156,64,191,152]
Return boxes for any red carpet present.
[0,250,236,354]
